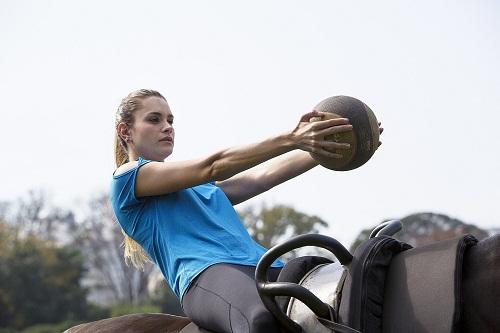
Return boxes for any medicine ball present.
[310,95,379,171]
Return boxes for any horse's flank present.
[462,234,500,332]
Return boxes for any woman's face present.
[129,96,175,161]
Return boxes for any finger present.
[300,110,326,122]
[309,116,323,122]
[312,117,350,130]
[311,111,330,118]
[312,148,344,159]
[318,124,353,136]
[319,141,351,150]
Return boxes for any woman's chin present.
[158,149,173,161]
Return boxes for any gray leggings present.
[182,263,283,333]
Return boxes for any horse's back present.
[462,234,500,333]
[63,313,191,333]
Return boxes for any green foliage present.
[84,303,110,321]
[21,320,82,333]
[239,204,328,249]
[349,212,490,252]
[0,221,90,330]
[0,320,84,333]
[109,303,161,317]
[150,281,185,316]
[0,328,19,333]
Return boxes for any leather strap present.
[317,317,362,333]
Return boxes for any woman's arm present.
[134,111,352,198]
[216,150,319,205]
[216,112,355,205]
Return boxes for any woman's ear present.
[117,122,131,142]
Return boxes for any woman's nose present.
[162,121,173,132]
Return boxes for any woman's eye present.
[149,117,159,123]
[168,119,174,125]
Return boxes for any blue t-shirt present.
[110,157,283,300]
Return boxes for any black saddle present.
[256,221,478,333]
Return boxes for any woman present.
[110,89,359,332]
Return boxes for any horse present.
[64,222,500,333]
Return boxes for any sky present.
[1,0,499,246]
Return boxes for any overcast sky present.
[1,0,499,245]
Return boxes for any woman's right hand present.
[291,110,353,159]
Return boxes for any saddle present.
[381,234,477,333]
[256,221,478,333]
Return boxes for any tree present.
[74,193,156,305]
[238,204,329,258]
[349,212,490,252]
[0,219,15,328]
[0,220,90,330]
[150,280,185,316]
[10,189,77,244]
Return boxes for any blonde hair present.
[115,89,166,269]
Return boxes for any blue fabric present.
[110,157,283,300]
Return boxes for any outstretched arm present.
[216,112,353,204]
[134,111,352,198]
[216,150,319,205]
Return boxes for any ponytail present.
[114,89,166,270]
[121,229,151,270]
[114,131,150,269]
[114,132,129,168]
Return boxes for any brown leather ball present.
[310,95,379,171]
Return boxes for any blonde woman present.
[110,89,355,333]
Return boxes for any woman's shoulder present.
[114,160,139,177]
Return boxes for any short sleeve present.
[109,158,152,234]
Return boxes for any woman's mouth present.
[159,137,173,143]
